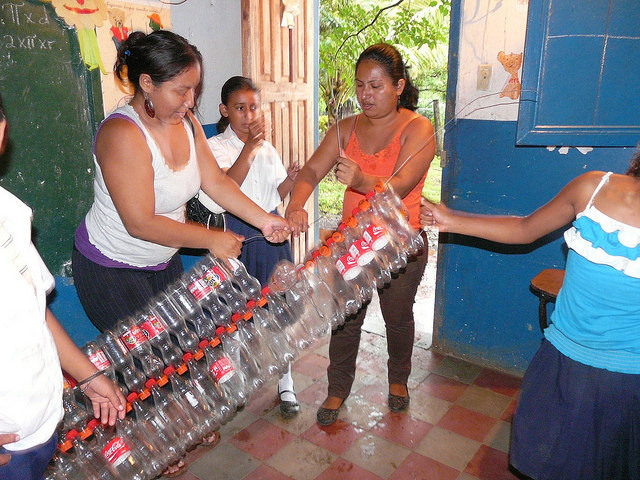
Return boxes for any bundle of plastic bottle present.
[51,182,421,478]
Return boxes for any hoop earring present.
[144,93,155,118]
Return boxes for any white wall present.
[171,0,243,125]
[456,0,528,121]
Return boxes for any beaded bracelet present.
[76,370,105,393]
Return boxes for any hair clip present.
[124,50,131,57]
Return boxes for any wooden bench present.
[530,268,565,332]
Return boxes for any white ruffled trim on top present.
[564,228,640,278]
[576,207,640,248]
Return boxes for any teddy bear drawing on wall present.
[497,51,523,100]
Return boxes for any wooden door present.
[241,0,315,262]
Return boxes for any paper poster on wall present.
[96,0,170,115]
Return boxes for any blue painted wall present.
[435,118,632,374]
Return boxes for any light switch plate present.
[477,64,492,91]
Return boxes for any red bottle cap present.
[326,237,335,247]
[87,418,100,430]
[351,207,361,216]
[145,378,157,389]
[126,392,138,403]
[215,326,225,337]
[365,191,375,200]
[164,365,175,376]
[338,222,346,231]
[247,300,256,309]
[65,430,79,441]
[182,352,193,363]
[261,286,270,295]
[231,313,241,323]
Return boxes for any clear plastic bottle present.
[328,232,375,303]
[261,284,312,351]
[127,392,186,467]
[369,183,424,256]
[248,299,296,370]
[62,381,92,432]
[151,294,200,353]
[97,331,146,394]
[145,378,201,449]
[234,310,281,377]
[200,339,248,409]
[92,422,146,480]
[217,324,264,397]
[81,340,118,385]
[312,246,361,317]
[116,316,164,380]
[356,199,408,273]
[182,352,236,424]
[298,261,344,331]
[226,257,262,301]
[65,428,118,480]
[183,267,235,328]
[166,280,217,340]
[164,365,220,438]
[114,415,165,478]
[134,309,183,368]
[187,254,248,314]
[50,449,90,480]
[340,219,391,288]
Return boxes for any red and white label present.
[102,437,132,467]
[120,325,147,351]
[363,224,387,246]
[335,254,362,281]
[88,350,111,371]
[348,239,375,266]
[209,357,235,384]
[140,315,166,340]
[188,278,211,301]
[202,266,227,289]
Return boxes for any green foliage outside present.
[317,0,450,218]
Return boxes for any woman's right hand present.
[285,205,309,237]
[208,230,245,259]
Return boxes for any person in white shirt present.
[190,76,301,417]
[0,94,126,480]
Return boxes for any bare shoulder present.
[402,112,434,137]
[95,117,149,166]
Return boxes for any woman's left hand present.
[335,156,363,189]
[82,374,127,426]
[260,214,291,243]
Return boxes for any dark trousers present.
[327,238,428,399]
[72,248,184,332]
[0,432,57,480]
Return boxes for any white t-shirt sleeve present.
[207,135,235,170]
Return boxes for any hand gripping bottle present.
[114,416,165,478]
[357,199,408,273]
[299,261,345,331]
[312,246,361,317]
[340,218,391,288]
[370,182,424,256]
[216,326,264,398]
[134,310,183,369]
[145,378,201,449]
[249,299,296,370]
[234,309,281,377]
[182,352,236,424]
[166,280,217,340]
[262,283,312,351]
[200,339,248,409]
[92,422,146,480]
[97,331,146,394]
[329,232,375,303]
[127,392,186,466]
[151,295,200,353]
[187,254,248,314]
[226,257,262,301]
[164,365,221,437]
[65,428,119,480]
[116,316,164,380]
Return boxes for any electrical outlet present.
[477,64,492,91]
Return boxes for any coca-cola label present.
[140,315,166,340]
[120,325,147,351]
[102,437,132,467]
[349,239,372,260]
[88,350,111,371]
[336,254,360,279]
[188,278,211,300]
[209,357,235,383]
[202,266,226,289]
[363,224,387,244]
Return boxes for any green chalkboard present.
[0,0,103,275]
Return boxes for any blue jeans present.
[0,432,57,480]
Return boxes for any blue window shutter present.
[517,0,640,147]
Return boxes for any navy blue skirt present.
[510,339,640,480]
[225,210,293,287]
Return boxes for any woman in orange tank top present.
[286,43,435,426]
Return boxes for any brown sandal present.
[163,458,188,478]
[200,431,220,447]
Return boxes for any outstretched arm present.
[45,309,126,425]
[420,172,600,244]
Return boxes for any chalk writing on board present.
[1,2,58,63]
[1,2,51,26]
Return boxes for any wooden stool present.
[530,269,565,331]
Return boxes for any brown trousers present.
[327,238,428,399]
